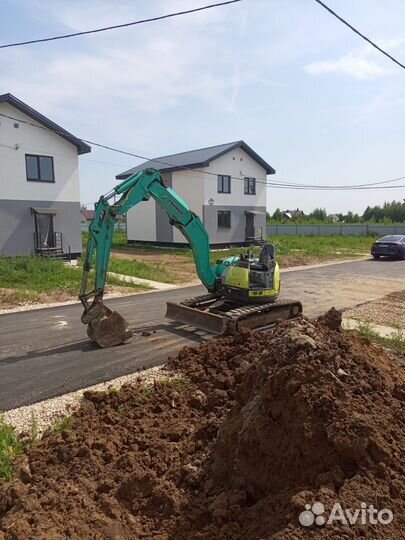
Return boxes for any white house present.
[116,141,275,247]
[0,93,91,257]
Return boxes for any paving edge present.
[342,317,405,338]
[281,256,370,273]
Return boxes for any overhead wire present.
[0,0,241,49]
[81,139,405,190]
[1,111,404,192]
[313,0,405,70]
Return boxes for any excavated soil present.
[1,309,405,539]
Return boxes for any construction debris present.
[1,310,405,539]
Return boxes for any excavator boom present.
[79,168,221,346]
[80,167,302,347]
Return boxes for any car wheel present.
[372,254,380,260]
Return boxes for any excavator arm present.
[79,168,220,347]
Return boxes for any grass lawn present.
[0,256,147,308]
[271,234,374,259]
[108,257,177,283]
[82,231,179,283]
[356,323,405,353]
[80,231,376,288]
[108,231,374,264]
[0,414,24,481]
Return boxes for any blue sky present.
[1,0,404,213]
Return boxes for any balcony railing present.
[245,226,264,243]
[34,231,63,257]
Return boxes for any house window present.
[217,175,231,193]
[218,210,231,229]
[244,177,256,195]
[25,154,55,183]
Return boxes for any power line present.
[0,0,241,49]
[1,111,404,191]
[313,0,405,70]
[263,175,405,189]
[83,139,405,190]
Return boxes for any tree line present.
[267,200,405,224]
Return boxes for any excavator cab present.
[221,243,280,304]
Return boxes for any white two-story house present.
[116,140,275,247]
[0,93,91,257]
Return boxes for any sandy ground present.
[111,248,368,283]
[111,249,198,283]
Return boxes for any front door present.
[35,213,55,249]
[245,213,255,240]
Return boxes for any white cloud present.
[304,53,388,79]
[303,34,405,80]
[1,6,238,118]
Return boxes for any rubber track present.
[177,294,303,334]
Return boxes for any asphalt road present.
[0,258,404,410]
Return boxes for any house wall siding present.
[203,205,267,244]
[0,199,81,256]
[203,147,267,208]
[155,172,173,243]
[171,170,204,243]
[0,102,83,256]
[0,102,80,202]
[126,198,156,242]
[125,146,268,245]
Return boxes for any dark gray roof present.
[0,93,91,155]
[116,140,275,179]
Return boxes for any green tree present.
[309,208,327,221]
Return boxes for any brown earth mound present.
[1,310,405,539]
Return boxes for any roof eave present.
[0,93,91,155]
[116,139,276,178]
[116,161,209,180]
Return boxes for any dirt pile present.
[1,310,405,540]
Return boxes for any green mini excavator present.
[79,168,302,347]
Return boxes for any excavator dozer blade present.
[166,301,228,335]
[166,297,303,336]
[86,306,133,348]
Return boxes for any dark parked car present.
[371,235,405,260]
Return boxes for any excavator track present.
[166,294,302,335]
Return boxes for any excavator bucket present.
[85,304,133,348]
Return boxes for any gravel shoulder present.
[344,290,405,329]
[3,365,169,436]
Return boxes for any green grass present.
[0,415,24,481]
[108,256,176,283]
[0,256,147,306]
[104,231,373,260]
[0,256,84,294]
[357,323,405,353]
[270,235,374,258]
[53,416,73,433]
[209,235,373,264]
